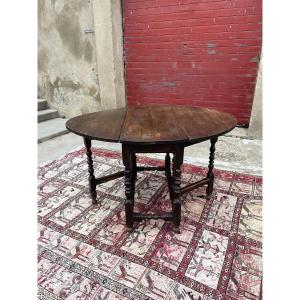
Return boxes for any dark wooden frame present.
[83,136,218,231]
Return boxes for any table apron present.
[122,143,184,154]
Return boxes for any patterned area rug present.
[38,148,262,300]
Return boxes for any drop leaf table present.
[66,105,236,231]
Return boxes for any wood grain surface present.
[66,105,236,144]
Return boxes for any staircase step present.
[38,99,48,111]
[38,109,59,122]
[38,118,68,143]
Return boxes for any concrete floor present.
[38,129,262,176]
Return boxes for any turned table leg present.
[165,153,171,177]
[122,145,135,229]
[165,153,173,199]
[83,138,97,205]
[131,153,137,183]
[206,137,218,199]
[172,148,184,231]
[131,153,137,218]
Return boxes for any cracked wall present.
[38,0,101,118]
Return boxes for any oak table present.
[66,105,236,231]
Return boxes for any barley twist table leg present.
[130,153,137,215]
[172,148,184,231]
[131,153,137,183]
[206,137,218,199]
[83,138,97,205]
[122,146,134,229]
[165,153,171,176]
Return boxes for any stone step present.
[38,109,59,123]
[38,118,69,143]
[38,99,48,111]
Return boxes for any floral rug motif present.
[38,148,262,300]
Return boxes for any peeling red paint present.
[123,0,262,125]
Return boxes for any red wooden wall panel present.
[123,0,262,125]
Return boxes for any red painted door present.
[123,0,262,126]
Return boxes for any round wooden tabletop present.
[66,105,237,145]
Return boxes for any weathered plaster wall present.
[38,0,101,118]
[92,0,126,110]
[248,60,262,139]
